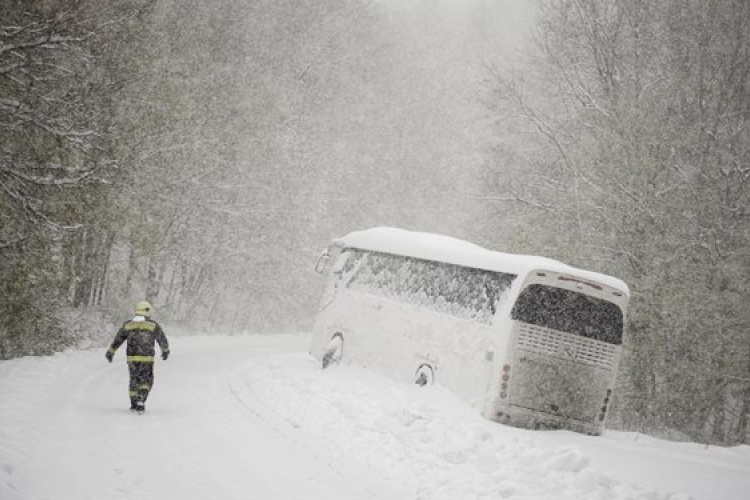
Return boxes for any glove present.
[105,351,113,363]
[161,351,169,361]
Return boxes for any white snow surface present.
[1,334,747,500]
[337,227,630,295]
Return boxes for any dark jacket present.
[108,316,169,363]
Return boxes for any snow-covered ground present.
[0,334,747,500]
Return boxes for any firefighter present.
[106,300,170,414]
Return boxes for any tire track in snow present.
[0,337,402,500]
[227,359,401,500]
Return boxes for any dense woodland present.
[1,0,748,445]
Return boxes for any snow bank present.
[235,346,749,500]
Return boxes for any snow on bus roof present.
[336,227,629,295]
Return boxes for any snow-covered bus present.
[309,227,629,435]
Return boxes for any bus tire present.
[414,364,434,386]
[321,334,344,369]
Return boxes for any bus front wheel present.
[414,364,434,386]
[321,334,344,369]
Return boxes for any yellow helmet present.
[135,300,153,316]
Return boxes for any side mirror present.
[315,252,330,274]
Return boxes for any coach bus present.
[309,227,629,435]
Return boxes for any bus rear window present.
[511,284,623,344]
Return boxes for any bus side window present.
[332,251,350,275]
[345,251,515,325]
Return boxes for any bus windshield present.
[510,284,623,344]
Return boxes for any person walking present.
[106,300,170,414]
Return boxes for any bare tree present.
[486,0,750,444]
[0,0,136,358]
[0,2,109,231]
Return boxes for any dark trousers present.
[128,362,154,406]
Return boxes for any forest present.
[1,0,748,445]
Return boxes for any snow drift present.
[0,334,747,500]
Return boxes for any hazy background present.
[2,0,748,445]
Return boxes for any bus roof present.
[335,227,630,297]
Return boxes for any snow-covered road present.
[0,335,394,500]
[1,334,748,500]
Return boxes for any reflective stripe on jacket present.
[108,316,169,361]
